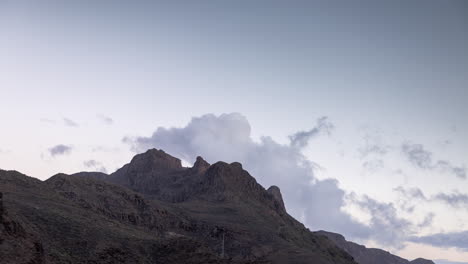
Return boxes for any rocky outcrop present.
[192,156,210,173]
[267,186,286,212]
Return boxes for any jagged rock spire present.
[192,156,210,172]
[267,185,286,212]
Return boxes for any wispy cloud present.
[395,186,468,209]
[402,142,466,179]
[348,193,413,248]
[288,116,334,148]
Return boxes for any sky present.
[0,0,467,262]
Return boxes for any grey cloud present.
[394,186,427,200]
[48,144,73,157]
[83,160,107,173]
[124,113,417,247]
[63,118,79,127]
[402,143,433,169]
[395,186,468,209]
[401,143,466,179]
[433,192,468,208]
[97,114,114,125]
[288,116,333,148]
[349,194,412,248]
[409,231,468,250]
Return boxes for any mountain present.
[0,149,433,264]
[315,231,435,264]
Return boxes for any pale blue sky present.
[0,1,467,262]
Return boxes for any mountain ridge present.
[0,149,433,264]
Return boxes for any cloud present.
[433,192,468,208]
[48,144,73,157]
[83,160,107,173]
[401,143,466,179]
[417,213,435,228]
[288,116,334,148]
[394,186,468,209]
[97,114,114,125]
[63,118,79,127]
[123,113,417,247]
[409,231,468,250]
[349,194,412,248]
[402,143,433,169]
[394,186,427,200]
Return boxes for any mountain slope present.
[315,231,435,264]
[87,149,357,264]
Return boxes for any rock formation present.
[0,149,434,264]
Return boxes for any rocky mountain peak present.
[129,149,182,172]
[192,156,210,172]
[267,185,286,212]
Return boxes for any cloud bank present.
[124,113,413,247]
